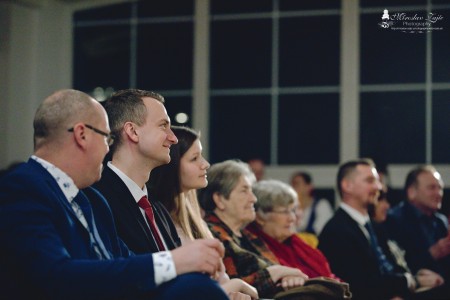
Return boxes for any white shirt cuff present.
[153,251,177,285]
[404,272,416,291]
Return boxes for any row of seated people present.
[318,159,450,300]
[1,88,449,299]
[248,159,450,298]
[0,89,235,300]
[288,161,450,300]
[0,88,337,300]
[201,158,450,300]
[0,88,345,299]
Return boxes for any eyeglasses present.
[270,207,297,216]
[68,124,115,146]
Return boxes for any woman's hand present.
[221,278,258,299]
[280,275,307,290]
[415,269,444,289]
[267,265,308,290]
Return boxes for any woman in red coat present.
[247,179,339,280]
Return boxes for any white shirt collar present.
[107,161,147,204]
[340,202,370,226]
[31,155,79,203]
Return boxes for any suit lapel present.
[75,191,112,259]
[150,199,178,249]
[30,159,91,235]
[338,208,376,260]
[102,168,158,250]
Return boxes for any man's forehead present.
[143,97,170,119]
[142,96,165,109]
[418,170,443,185]
[293,176,306,184]
[431,170,442,182]
[371,167,380,179]
[355,164,372,173]
[353,164,378,178]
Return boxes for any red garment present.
[247,222,339,280]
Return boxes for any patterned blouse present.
[205,213,282,298]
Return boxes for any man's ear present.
[407,185,416,201]
[213,192,225,210]
[341,178,352,194]
[123,122,139,143]
[72,123,88,149]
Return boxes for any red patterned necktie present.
[138,195,165,251]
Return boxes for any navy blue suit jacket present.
[0,159,156,299]
[92,166,181,254]
[319,208,409,300]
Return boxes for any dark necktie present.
[73,192,110,260]
[364,221,394,274]
[138,196,166,251]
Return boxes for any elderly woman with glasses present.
[246,179,339,280]
[200,160,308,299]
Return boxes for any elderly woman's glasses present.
[68,124,115,146]
[270,208,297,216]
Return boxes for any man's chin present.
[157,156,171,166]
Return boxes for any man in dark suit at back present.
[384,165,450,298]
[0,89,228,300]
[318,158,416,300]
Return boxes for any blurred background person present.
[319,158,417,300]
[247,158,265,182]
[369,190,445,299]
[385,165,450,297]
[290,171,334,236]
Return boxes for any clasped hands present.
[429,232,450,260]
[171,239,258,299]
[267,265,309,290]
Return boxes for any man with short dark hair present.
[92,89,229,298]
[319,158,417,300]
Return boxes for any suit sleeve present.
[0,179,156,299]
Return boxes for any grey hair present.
[253,179,298,213]
[199,160,256,212]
